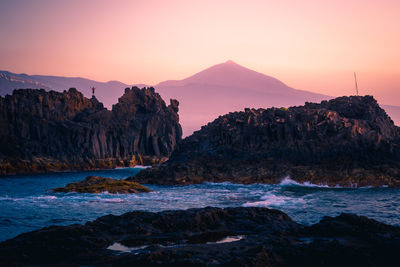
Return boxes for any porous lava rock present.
[130,96,400,187]
[0,207,399,266]
[0,87,182,175]
[53,176,150,194]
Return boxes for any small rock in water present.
[52,176,150,194]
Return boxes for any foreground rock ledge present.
[53,176,150,194]
[0,207,399,266]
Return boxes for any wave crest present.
[278,177,334,188]
[243,192,306,208]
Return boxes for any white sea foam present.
[204,182,235,186]
[243,200,270,207]
[243,192,306,208]
[36,196,58,200]
[278,177,334,188]
[100,198,125,203]
[0,196,30,202]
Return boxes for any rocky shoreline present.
[0,155,166,176]
[0,206,399,266]
[0,87,182,176]
[129,96,400,187]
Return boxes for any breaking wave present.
[1,167,399,242]
[243,192,306,208]
[278,177,339,188]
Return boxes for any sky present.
[0,0,399,105]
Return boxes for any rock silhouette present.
[0,87,182,175]
[130,95,400,187]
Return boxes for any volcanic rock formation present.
[53,176,150,194]
[0,87,182,175]
[130,96,400,187]
[0,207,399,266]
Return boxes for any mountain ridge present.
[155,61,329,136]
[156,60,320,96]
[0,70,134,109]
[157,60,291,91]
[1,62,399,136]
[155,61,399,135]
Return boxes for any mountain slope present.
[382,105,400,126]
[158,60,290,93]
[156,61,400,136]
[0,71,52,95]
[156,61,331,136]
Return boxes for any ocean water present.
[0,167,399,241]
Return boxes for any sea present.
[1,167,399,242]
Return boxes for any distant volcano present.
[157,60,293,93]
[1,62,399,136]
[155,60,331,136]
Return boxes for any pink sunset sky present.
[0,0,399,105]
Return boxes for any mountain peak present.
[157,60,290,92]
[224,59,237,65]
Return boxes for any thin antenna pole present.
[354,72,359,96]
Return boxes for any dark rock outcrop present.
[53,176,150,194]
[0,207,399,266]
[0,87,182,175]
[130,96,400,187]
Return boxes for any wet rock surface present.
[130,96,400,187]
[0,207,399,266]
[0,87,182,175]
[53,175,150,194]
